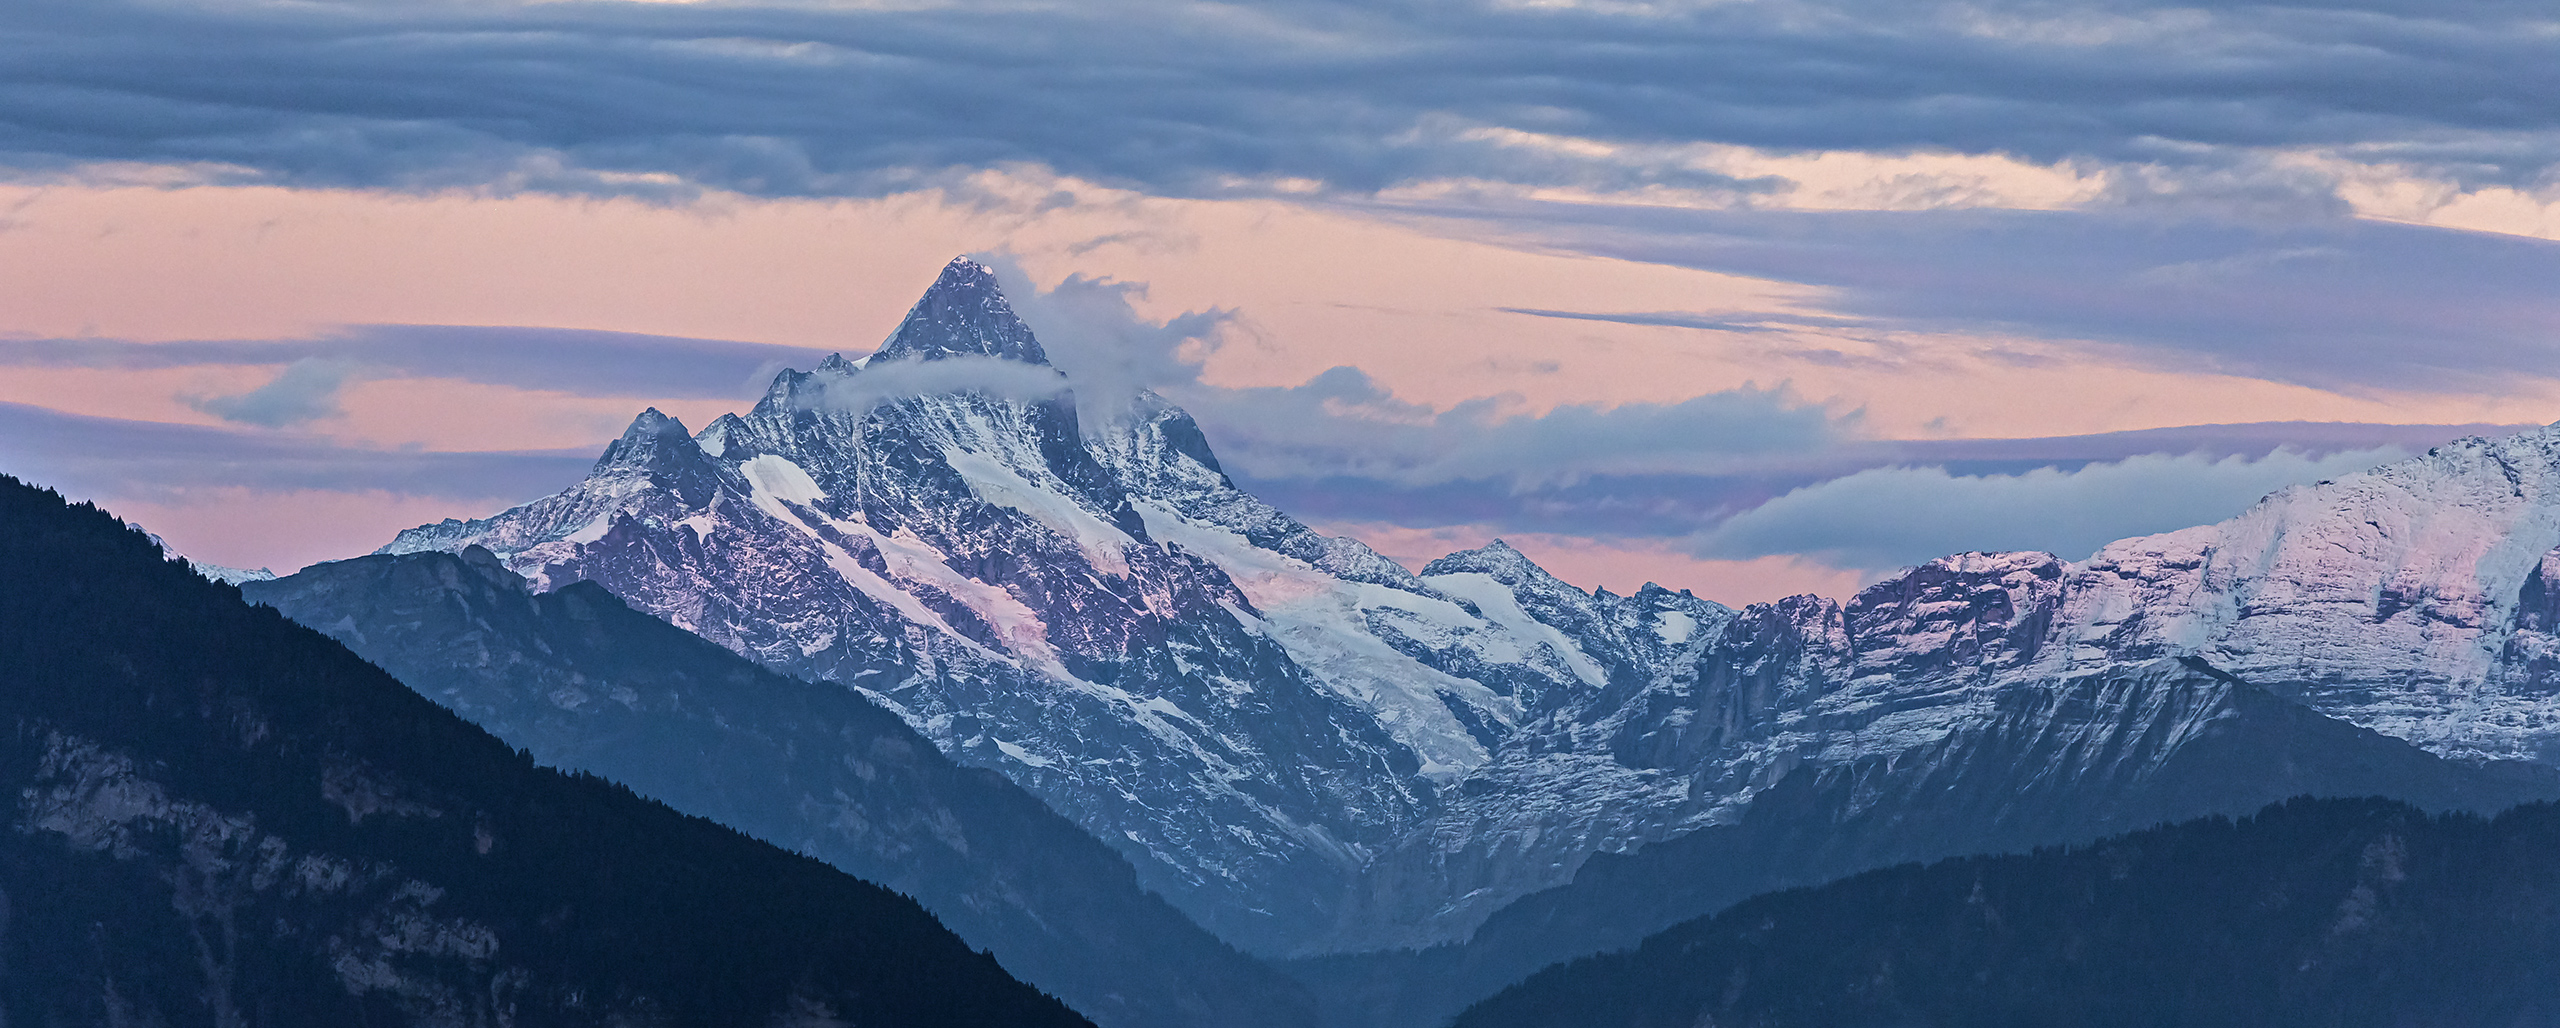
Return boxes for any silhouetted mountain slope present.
[1454,797,2560,1028]
[1285,659,2560,1028]
[242,547,1318,1028]
[0,472,1091,1028]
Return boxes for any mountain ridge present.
[1452,796,2560,1028]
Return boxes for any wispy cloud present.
[0,325,834,402]
[1419,200,2560,393]
[1497,307,1873,334]
[183,357,359,427]
[0,400,593,502]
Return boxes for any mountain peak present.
[872,255,1051,365]
[593,407,711,485]
[621,407,686,439]
[1421,539,1569,590]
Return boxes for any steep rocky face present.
[0,473,1090,1028]
[378,257,2560,965]
[243,548,1318,1028]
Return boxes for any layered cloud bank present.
[4,0,2558,598]
[10,0,2560,218]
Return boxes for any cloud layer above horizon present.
[10,0,2560,207]
[5,0,2560,599]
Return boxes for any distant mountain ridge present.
[0,472,1089,1027]
[243,545,1319,1028]
[378,256,2560,973]
[1454,796,2560,1028]
[1282,655,2558,1028]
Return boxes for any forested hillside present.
[0,473,1091,1027]
[1457,797,2560,1028]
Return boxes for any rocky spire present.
[871,256,1051,365]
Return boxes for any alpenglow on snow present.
[386,256,2560,958]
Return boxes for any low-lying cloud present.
[0,400,593,503]
[809,355,1070,414]
[1693,447,2410,572]
[982,257,1854,488]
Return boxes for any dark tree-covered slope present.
[0,472,1093,1028]
[1456,797,2560,1028]
[242,547,1317,1028]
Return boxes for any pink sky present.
[5,174,2556,602]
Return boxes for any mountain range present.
[57,254,2503,1027]
[368,257,2560,959]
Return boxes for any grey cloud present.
[1498,308,1875,334]
[1232,420,2519,545]
[1690,447,2411,571]
[4,0,2559,204]
[184,357,358,427]
[0,400,594,502]
[1191,366,1847,487]
[987,259,1854,488]
[813,355,1070,413]
[0,326,835,400]
[990,259,1235,429]
[1424,200,2560,393]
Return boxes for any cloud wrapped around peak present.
[803,354,1070,414]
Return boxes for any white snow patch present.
[943,447,1134,577]
[564,514,615,545]
[1134,499,1505,781]
[1656,610,1697,646]
[738,465,995,660]
[1427,571,1611,687]
[742,454,829,504]
[993,738,1056,768]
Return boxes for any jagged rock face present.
[384,256,2560,958]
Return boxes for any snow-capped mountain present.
[382,256,2560,959]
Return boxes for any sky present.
[4,0,2559,604]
